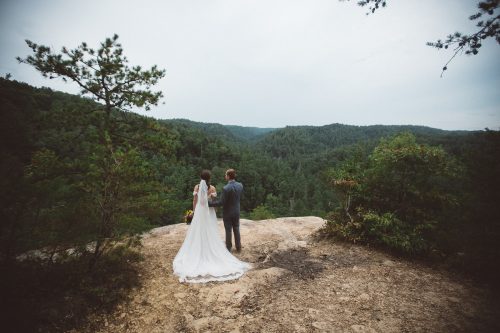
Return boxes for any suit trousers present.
[223,216,241,251]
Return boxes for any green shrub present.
[249,205,276,220]
[325,133,461,254]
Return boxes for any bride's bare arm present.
[193,184,199,210]
[208,185,217,198]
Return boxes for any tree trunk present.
[90,105,115,269]
[88,237,103,270]
[345,194,354,223]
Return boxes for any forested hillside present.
[1,77,499,249]
[1,77,499,331]
[165,119,276,142]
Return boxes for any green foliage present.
[427,0,499,72]
[17,34,165,111]
[14,35,169,265]
[249,205,276,220]
[326,133,462,254]
[364,132,461,222]
[1,76,499,285]
[362,211,427,253]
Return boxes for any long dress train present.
[172,180,250,283]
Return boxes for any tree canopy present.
[17,34,165,112]
[14,35,168,268]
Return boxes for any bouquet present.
[184,210,194,224]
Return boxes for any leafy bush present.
[249,204,276,220]
[326,133,462,254]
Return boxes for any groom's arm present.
[209,187,228,207]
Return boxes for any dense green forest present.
[1,77,499,259]
[1,77,499,331]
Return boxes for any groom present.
[209,169,243,252]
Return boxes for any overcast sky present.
[1,0,499,130]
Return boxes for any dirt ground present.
[77,217,500,333]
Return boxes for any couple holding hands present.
[173,169,251,283]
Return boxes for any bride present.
[173,170,251,283]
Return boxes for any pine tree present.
[17,34,166,266]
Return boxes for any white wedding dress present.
[173,180,251,283]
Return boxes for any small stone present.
[296,240,307,247]
[294,324,307,332]
[312,321,330,330]
[382,260,395,267]
[308,308,321,316]
[221,308,238,318]
[191,317,213,331]
[358,293,371,301]
[174,292,187,299]
[351,324,377,333]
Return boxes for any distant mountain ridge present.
[163,119,469,148]
[256,123,471,157]
[160,118,472,160]
[162,119,277,142]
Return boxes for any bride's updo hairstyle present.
[200,169,211,189]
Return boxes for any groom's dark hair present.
[226,169,236,180]
[201,170,211,188]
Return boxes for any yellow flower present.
[184,210,194,223]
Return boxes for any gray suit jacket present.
[209,180,243,219]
